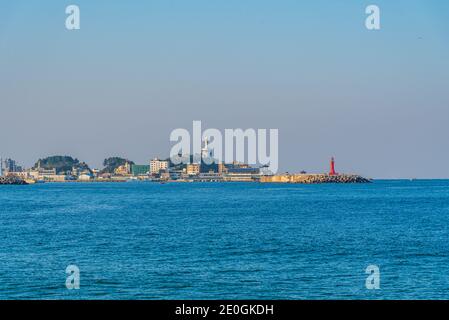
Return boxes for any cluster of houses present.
[0,158,98,182]
[107,158,266,182]
[1,157,269,183]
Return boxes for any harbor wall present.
[260,174,371,184]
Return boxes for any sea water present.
[1,180,448,299]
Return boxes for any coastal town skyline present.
[1,133,367,184]
[1,126,448,179]
[1,151,370,185]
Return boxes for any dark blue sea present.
[1,180,449,299]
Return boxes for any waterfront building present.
[72,166,96,178]
[226,167,260,174]
[131,165,150,176]
[31,168,56,179]
[168,169,183,180]
[229,161,249,169]
[150,158,169,174]
[196,172,223,182]
[5,171,30,179]
[25,167,69,181]
[114,162,131,176]
[223,167,261,182]
[78,173,93,181]
[27,160,60,181]
[27,170,39,180]
[98,172,112,180]
[186,163,200,176]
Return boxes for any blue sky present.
[1,1,448,178]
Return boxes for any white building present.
[201,137,211,159]
[150,158,169,174]
[78,173,93,181]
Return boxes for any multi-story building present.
[28,168,65,181]
[196,172,223,182]
[223,167,261,182]
[71,166,91,177]
[169,169,183,180]
[186,163,200,176]
[131,165,150,176]
[6,171,30,179]
[1,158,23,176]
[150,158,168,174]
[218,162,227,174]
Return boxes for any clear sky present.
[1,0,448,178]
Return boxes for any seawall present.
[260,174,371,184]
[0,176,28,185]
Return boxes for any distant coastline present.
[1,154,371,185]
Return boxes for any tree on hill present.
[101,157,134,174]
[33,156,90,174]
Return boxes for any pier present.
[260,173,371,184]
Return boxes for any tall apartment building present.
[0,158,23,176]
[150,158,169,174]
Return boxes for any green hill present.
[34,156,90,174]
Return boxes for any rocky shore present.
[0,176,28,185]
[260,173,371,184]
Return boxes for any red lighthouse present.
[329,157,337,176]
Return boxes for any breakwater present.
[260,174,371,184]
[0,176,28,185]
